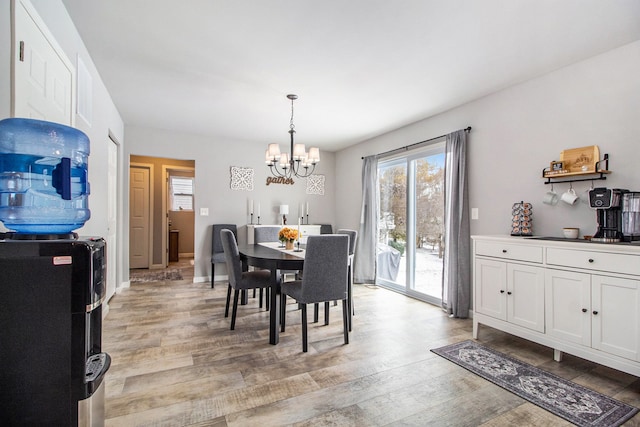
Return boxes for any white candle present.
[249,199,253,214]
[298,217,301,240]
[256,203,260,217]
[300,203,304,218]
[306,202,309,216]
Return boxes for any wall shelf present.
[542,153,610,184]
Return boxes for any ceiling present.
[60,0,640,152]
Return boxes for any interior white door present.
[13,0,74,124]
[106,138,118,298]
[129,165,150,269]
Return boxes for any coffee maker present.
[588,187,627,242]
[622,192,640,241]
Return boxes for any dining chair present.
[337,229,357,330]
[211,224,237,289]
[220,229,273,330]
[254,226,281,244]
[280,234,349,352]
[319,224,333,234]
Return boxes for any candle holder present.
[257,215,261,225]
[306,214,309,225]
[250,213,254,225]
[294,239,303,252]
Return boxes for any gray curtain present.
[442,130,470,318]
[354,155,378,284]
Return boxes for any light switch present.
[471,208,479,220]
[200,208,209,216]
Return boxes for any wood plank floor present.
[104,278,640,426]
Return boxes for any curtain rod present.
[362,126,471,159]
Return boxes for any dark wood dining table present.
[237,243,305,344]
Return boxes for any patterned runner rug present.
[432,340,638,427]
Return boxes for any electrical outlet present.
[200,208,209,216]
[471,208,479,220]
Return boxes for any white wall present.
[125,125,336,282]
[0,0,126,293]
[336,41,640,240]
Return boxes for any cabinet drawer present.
[546,247,640,276]
[475,241,543,263]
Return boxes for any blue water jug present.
[0,118,90,234]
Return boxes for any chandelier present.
[265,94,320,178]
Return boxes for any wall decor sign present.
[230,166,254,191]
[306,174,325,195]
[266,176,295,185]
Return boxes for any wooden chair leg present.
[280,293,287,332]
[302,304,308,352]
[259,288,263,308]
[211,263,215,288]
[313,303,319,323]
[342,299,349,345]
[324,301,330,325]
[230,289,240,330]
[224,284,232,317]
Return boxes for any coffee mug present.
[561,188,578,205]
[543,189,559,205]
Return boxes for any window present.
[377,141,446,304]
[170,176,194,211]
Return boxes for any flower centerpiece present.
[279,227,299,250]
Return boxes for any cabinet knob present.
[500,290,505,293]
[507,291,512,295]
[588,258,594,263]
[502,249,507,253]
[593,310,599,315]
[582,308,588,313]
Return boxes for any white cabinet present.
[592,275,640,361]
[475,258,544,332]
[545,269,591,346]
[546,270,640,361]
[473,235,640,376]
[247,224,322,244]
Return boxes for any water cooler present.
[0,118,110,426]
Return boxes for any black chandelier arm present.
[290,161,316,178]
[268,161,316,179]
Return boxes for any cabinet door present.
[545,269,591,346]
[475,259,507,320]
[592,275,640,361]
[507,264,545,332]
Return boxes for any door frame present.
[129,162,154,269]
[161,165,195,267]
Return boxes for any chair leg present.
[211,263,215,288]
[230,289,240,330]
[313,303,319,323]
[342,299,349,345]
[302,304,308,352]
[324,301,330,325]
[259,288,263,308]
[224,284,232,317]
[265,288,270,311]
[280,293,287,332]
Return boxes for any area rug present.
[431,340,638,427]
[130,269,183,283]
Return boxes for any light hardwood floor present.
[104,277,640,426]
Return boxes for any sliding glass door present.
[377,142,445,304]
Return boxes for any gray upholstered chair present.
[220,229,273,330]
[319,224,333,234]
[254,226,281,243]
[337,229,358,330]
[280,234,350,352]
[211,224,237,289]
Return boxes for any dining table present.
[237,242,305,345]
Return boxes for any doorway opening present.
[129,155,195,282]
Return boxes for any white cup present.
[563,227,579,239]
[543,189,559,205]
[561,188,579,205]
